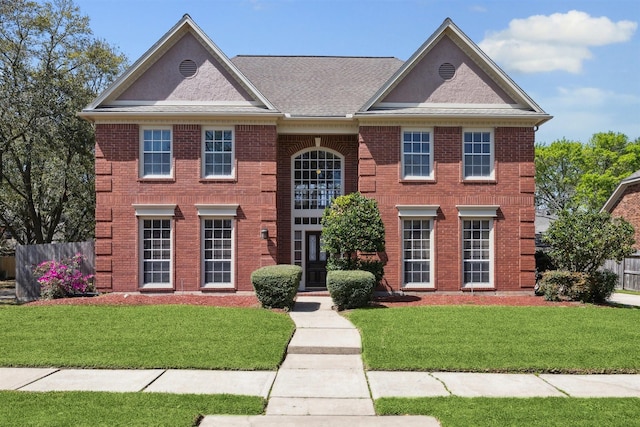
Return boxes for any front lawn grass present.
[376,396,640,427]
[0,391,263,426]
[346,306,640,373]
[0,305,294,369]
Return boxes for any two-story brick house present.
[79,15,550,294]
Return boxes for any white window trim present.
[401,128,434,180]
[196,204,238,289]
[200,217,236,290]
[139,126,173,179]
[133,209,176,289]
[462,128,494,180]
[397,205,438,289]
[458,206,497,289]
[202,127,235,179]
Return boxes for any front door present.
[305,231,327,288]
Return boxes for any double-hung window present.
[457,206,498,288]
[463,130,493,179]
[196,204,238,289]
[134,204,176,289]
[203,129,234,178]
[397,205,438,288]
[402,129,433,179]
[141,128,172,178]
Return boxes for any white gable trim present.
[360,18,550,122]
[85,15,276,112]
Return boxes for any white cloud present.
[479,10,637,73]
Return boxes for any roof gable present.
[360,18,549,123]
[84,15,276,113]
[381,35,516,105]
[602,169,640,213]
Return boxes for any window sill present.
[400,178,436,184]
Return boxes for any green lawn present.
[346,305,640,373]
[0,391,263,426]
[376,397,640,427]
[0,305,294,369]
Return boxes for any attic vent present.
[439,62,456,80]
[179,59,198,78]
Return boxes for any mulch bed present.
[26,292,580,308]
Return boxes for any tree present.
[0,0,126,246]
[535,133,640,213]
[535,138,585,212]
[321,192,386,279]
[575,132,640,211]
[543,210,635,275]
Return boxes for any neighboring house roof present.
[601,170,640,213]
[80,15,551,127]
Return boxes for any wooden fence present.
[603,253,640,291]
[15,241,95,302]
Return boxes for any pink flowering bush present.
[33,253,95,300]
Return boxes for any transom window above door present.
[293,149,343,210]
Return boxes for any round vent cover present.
[179,59,197,78]
[439,62,456,80]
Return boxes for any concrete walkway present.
[2,294,640,426]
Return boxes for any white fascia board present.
[133,204,177,217]
[456,205,499,217]
[396,205,440,217]
[195,204,239,217]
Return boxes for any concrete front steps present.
[201,296,440,426]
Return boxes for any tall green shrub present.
[321,192,386,282]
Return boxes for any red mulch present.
[27,293,579,308]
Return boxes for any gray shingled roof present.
[232,56,403,117]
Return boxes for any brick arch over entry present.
[275,135,359,264]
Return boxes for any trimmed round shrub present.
[538,270,588,301]
[326,269,375,311]
[251,265,302,310]
[538,269,618,303]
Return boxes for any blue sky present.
[74,0,639,145]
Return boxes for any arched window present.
[292,149,342,210]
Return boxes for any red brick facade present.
[609,183,640,251]
[94,123,536,293]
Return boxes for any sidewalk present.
[2,295,640,426]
